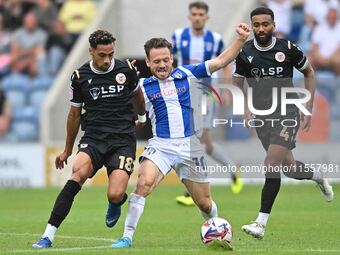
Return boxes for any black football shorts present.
[78,131,136,177]
[255,110,300,151]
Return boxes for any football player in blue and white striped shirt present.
[112,23,250,248]
[172,2,243,205]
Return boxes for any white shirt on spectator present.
[304,0,338,25]
[267,0,292,35]
[312,21,340,58]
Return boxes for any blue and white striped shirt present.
[140,62,211,138]
[172,27,224,66]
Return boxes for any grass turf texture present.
[0,183,338,254]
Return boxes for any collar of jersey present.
[189,27,207,37]
[253,37,276,51]
[89,59,115,74]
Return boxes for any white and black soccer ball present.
[200,217,233,245]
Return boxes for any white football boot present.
[241,221,265,240]
[317,178,334,202]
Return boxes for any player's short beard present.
[254,32,272,46]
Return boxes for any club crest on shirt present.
[89,87,100,100]
[182,40,188,47]
[173,71,183,79]
[275,52,285,62]
[116,73,126,84]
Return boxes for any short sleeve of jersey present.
[291,43,308,70]
[180,62,211,79]
[233,53,246,77]
[69,71,83,107]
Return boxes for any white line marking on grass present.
[0,232,114,242]
[2,246,112,254]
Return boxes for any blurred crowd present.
[0,0,97,142]
[0,0,339,143]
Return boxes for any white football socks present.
[123,193,146,241]
[201,200,218,220]
[42,224,57,242]
[256,212,269,226]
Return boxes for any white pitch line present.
[2,246,112,254]
[1,232,340,253]
[0,232,114,242]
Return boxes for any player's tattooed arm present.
[55,106,81,169]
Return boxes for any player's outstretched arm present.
[208,23,250,74]
[55,106,81,169]
[300,62,315,131]
[133,87,146,128]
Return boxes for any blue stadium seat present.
[5,89,27,109]
[29,89,48,109]
[330,120,340,141]
[9,120,38,141]
[2,73,32,91]
[32,76,54,90]
[12,105,39,122]
[317,86,335,103]
[315,71,337,103]
[330,103,340,120]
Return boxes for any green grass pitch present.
[0,183,339,254]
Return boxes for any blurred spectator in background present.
[32,0,58,32]
[46,19,73,75]
[310,5,340,75]
[58,0,97,44]
[299,0,338,51]
[0,87,11,139]
[267,0,292,38]
[10,12,47,77]
[0,13,11,78]
[0,0,31,32]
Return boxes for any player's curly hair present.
[89,30,116,48]
[250,7,274,21]
[144,38,173,58]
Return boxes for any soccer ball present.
[200,217,233,247]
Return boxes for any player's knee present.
[135,177,154,197]
[71,165,92,185]
[107,189,126,204]
[196,197,211,213]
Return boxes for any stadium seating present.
[2,73,53,141]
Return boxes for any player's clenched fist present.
[236,23,251,41]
